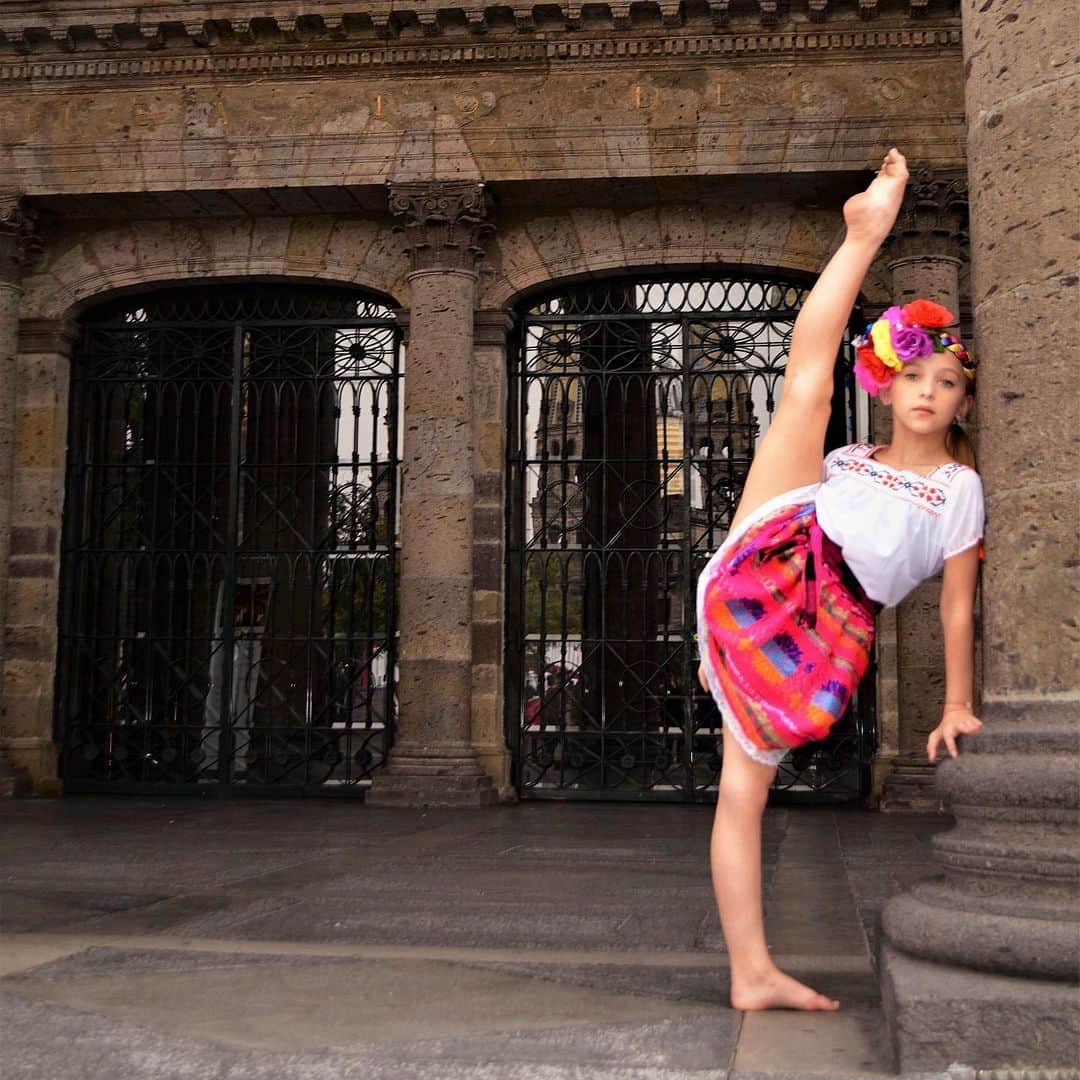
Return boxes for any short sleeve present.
[941,469,986,560]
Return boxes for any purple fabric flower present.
[891,324,934,361]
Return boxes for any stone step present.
[879,760,943,813]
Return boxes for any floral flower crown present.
[853,298,976,398]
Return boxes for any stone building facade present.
[0,0,1075,1068]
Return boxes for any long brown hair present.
[945,384,977,467]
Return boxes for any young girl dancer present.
[696,148,985,1011]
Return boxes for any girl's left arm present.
[929,543,983,762]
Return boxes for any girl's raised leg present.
[728,149,910,536]
[704,150,909,1011]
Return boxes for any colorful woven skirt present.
[696,487,882,767]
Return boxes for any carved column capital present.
[884,168,968,266]
[387,181,495,274]
[0,195,43,283]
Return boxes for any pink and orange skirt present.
[696,486,882,767]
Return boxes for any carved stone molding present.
[0,23,963,84]
[884,168,968,264]
[388,181,495,274]
[17,317,80,354]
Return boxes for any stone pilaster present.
[0,195,39,797]
[2,316,76,795]
[472,308,516,801]
[879,1,1079,1071]
[875,172,971,812]
[366,182,499,806]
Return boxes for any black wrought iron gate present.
[506,274,875,803]
[58,284,402,795]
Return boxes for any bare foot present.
[842,146,909,244]
[731,965,840,1012]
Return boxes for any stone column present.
[0,195,37,797]
[366,182,498,807]
[879,2,1079,1071]
[876,171,971,812]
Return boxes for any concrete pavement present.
[0,797,962,1078]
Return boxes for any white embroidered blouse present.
[814,442,985,609]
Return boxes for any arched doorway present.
[57,284,403,794]
[506,273,873,802]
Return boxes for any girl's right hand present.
[697,662,709,691]
[842,148,909,244]
[926,705,983,762]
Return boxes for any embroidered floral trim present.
[828,456,947,509]
[936,461,971,483]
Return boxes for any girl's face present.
[880,351,972,433]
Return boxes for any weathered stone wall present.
[0,12,966,195]
[0,0,968,793]
[20,216,409,320]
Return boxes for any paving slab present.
[0,797,952,1078]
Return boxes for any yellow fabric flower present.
[870,318,902,371]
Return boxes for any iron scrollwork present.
[507,274,875,803]
[57,284,403,794]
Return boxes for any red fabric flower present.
[856,343,892,383]
[903,299,955,329]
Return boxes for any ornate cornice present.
[0,25,963,83]
[388,181,495,274]
[0,1,962,81]
[885,167,968,263]
[0,0,959,45]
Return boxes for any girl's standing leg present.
[704,149,909,1011]
[712,723,840,1010]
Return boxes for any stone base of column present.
[365,741,500,807]
[877,752,944,812]
[0,756,33,798]
[879,942,1079,1072]
[0,738,60,796]
[879,700,1079,1070]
